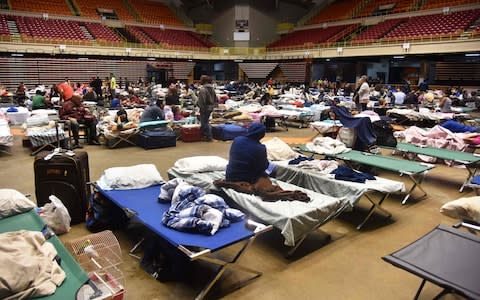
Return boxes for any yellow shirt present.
[110,77,116,90]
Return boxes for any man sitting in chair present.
[60,94,99,148]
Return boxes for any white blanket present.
[306,136,350,155]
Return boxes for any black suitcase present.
[34,150,90,224]
[137,130,176,149]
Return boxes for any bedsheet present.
[0,119,13,147]
[273,160,406,206]
[167,167,349,247]
[387,108,454,121]
[26,125,66,147]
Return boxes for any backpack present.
[140,235,192,282]
[86,191,129,232]
[372,120,397,148]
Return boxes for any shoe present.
[202,137,213,142]
[88,140,101,145]
[368,146,381,154]
[72,143,83,149]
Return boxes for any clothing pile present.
[305,136,350,155]
[158,178,245,235]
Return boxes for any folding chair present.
[63,120,88,147]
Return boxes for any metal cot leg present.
[357,193,392,230]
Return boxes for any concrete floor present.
[1,126,472,300]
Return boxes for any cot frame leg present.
[459,165,477,192]
[109,133,137,148]
[413,279,426,300]
[357,193,392,230]
[286,235,307,257]
[402,172,428,205]
[178,225,272,300]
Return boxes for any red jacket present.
[60,101,89,120]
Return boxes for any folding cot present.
[394,142,480,192]
[276,108,315,128]
[0,209,89,299]
[100,120,173,148]
[296,146,435,204]
[95,184,272,300]
[26,122,67,155]
[383,224,480,300]
[273,160,406,229]
[167,167,353,256]
[0,118,13,155]
[309,120,342,139]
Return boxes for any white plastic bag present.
[39,195,71,235]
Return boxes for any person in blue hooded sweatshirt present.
[220,122,310,202]
[226,122,269,183]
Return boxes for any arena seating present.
[352,18,407,43]
[13,15,89,42]
[133,26,214,49]
[83,22,122,43]
[125,26,156,44]
[1,14,125,44]
[129,0,183,26]
[0,14,9,37]
[10,0,73,17]
[75,0,135,21]
[383,10,480,41]
[356,0,416,18]
[307,0,359,24]
[267,24,356,49]
[421,0,480,10]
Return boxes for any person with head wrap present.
[226,122,269,183]
[219,122,310,202]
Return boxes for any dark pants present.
[70,118,98,143]
[199,109,212,139]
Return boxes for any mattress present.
[274,160,406,206]
[0,119,13,147]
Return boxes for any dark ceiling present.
[178,0,319,23]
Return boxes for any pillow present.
[174,156,228,173]
[0,189,36,219]
[97,164,164,190]
[263,137,299,161]
[440,196,480,223]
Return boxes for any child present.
[115,108,128,129]
[173,105,184,121]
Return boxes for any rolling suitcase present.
[212,124,247,141]
[34,150,90,224]
[137,130,176,149]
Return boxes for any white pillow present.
[440,196,480,223]
[0,189,36,219]
[97,164,164,190]
[174,156,228,173]
[263,137,299,161]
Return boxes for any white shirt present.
[393,91,406,105]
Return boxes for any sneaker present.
[368,146,381,154]
[88,140,101,145]
[72,143,83,149]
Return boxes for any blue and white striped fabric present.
[27,126,66,147]
[161,179,245,235]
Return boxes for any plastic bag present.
[38,195,71,235]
